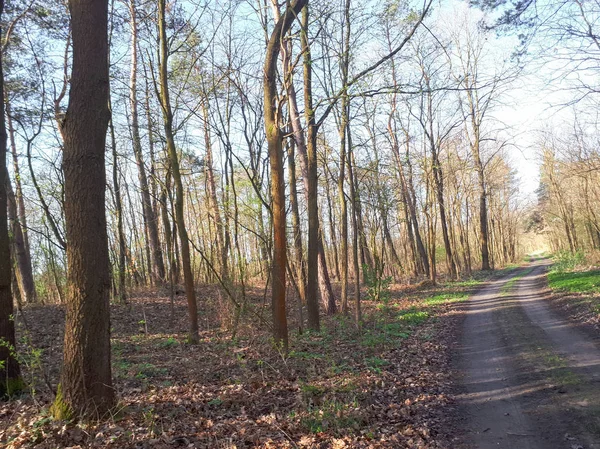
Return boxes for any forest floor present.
[0,270,491,449]
[455,258,600,449]
[4,258,600,448]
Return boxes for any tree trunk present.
[431,144,457,278]
[6,101,30,256]
[298,4,320,329]
[129,0,165,285]
[350,150,374,279]
[317,232,337,315]
[337,0,351,313]
[475,157,490,270]
[202,102,228,281]
[404,144,429,278]
[7,176,35,304]
[109,101,126,304]
[53,0,114,417]
[325,175,341,281]
[287,133,306,304]
[347,125,361,324]
[158,0,198,343]
[263,0,307,349]
[0,0,21,392]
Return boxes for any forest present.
[2,0,600,447]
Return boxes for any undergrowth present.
[548,271,600,293]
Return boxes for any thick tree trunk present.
[279,4,339,325]
[160,167,174,281]
[405,155,429,277]
[402,189,419,277]
[54,0,114,417]
[158,0,198,343]
[0,0,21,393]
[350,150,374,278]
[425,176,437,284]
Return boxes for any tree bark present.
[473,143,491,270]
[6,101,30,256]
[347,125,361,324]
[54,0,114,417]
[157,0,199,343]
[264,0,307,349]
[337,0,351,313]
[287,132,306,304]
[324,173,341,281]
[0,0,21,394]
[109,101,126,304]
[6,174,35,304]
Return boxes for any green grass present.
[424,292,469,306]
[548,270,600,293]
[452,279,483,288]
[500,267,534,296]
[397,308,429,326]
[501,278,518,296]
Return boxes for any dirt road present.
[456,260,600,449]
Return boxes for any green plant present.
[329,361,354,375]
[207,397,223,406]
[378,321,410,339]
[424,292,468,306]
[300,398,362,434]
[142,406,160,436]
[50,384,73,421]
[449,279,482,288]
[361,331,387,348]
[551,250,585,272]
[300,383,326,406]
[363,261,393,304]
[158,337,179,348]
[1,331,46,398]
[397,308,429,326]
[365,356,389,373]
[134,362,167,379]
[548,270,600,293]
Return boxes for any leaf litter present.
[0,279,479,448]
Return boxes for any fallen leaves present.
[1,280,472,448]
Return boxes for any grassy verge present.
[548,270,600,293]
[545,251,600,329]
